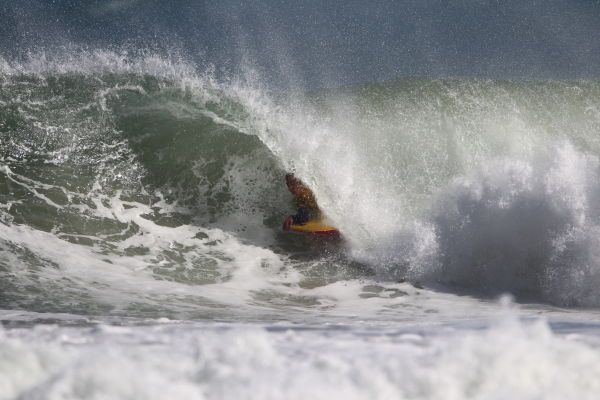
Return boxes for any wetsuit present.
[292,187,321,224]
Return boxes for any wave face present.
[2,50,600,315]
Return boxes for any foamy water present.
[3,308,600,400]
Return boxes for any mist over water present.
[3,1,600,87]
[2,1,600,399]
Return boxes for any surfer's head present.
[285,173,297,185]
[285,173,303,195]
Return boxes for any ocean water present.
[3,48,600,399]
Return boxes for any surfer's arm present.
[282,216,294,230]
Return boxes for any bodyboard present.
[288,220,339,236]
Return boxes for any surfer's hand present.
[282,216,293,231]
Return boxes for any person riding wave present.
[282,173,322,231]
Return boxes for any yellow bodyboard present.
[288,220,339,235]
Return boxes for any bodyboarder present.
[282,173,321,231]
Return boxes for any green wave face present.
[0,66,289,231]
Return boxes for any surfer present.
[282,173,321,230]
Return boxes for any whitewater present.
[3,49,600,399]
